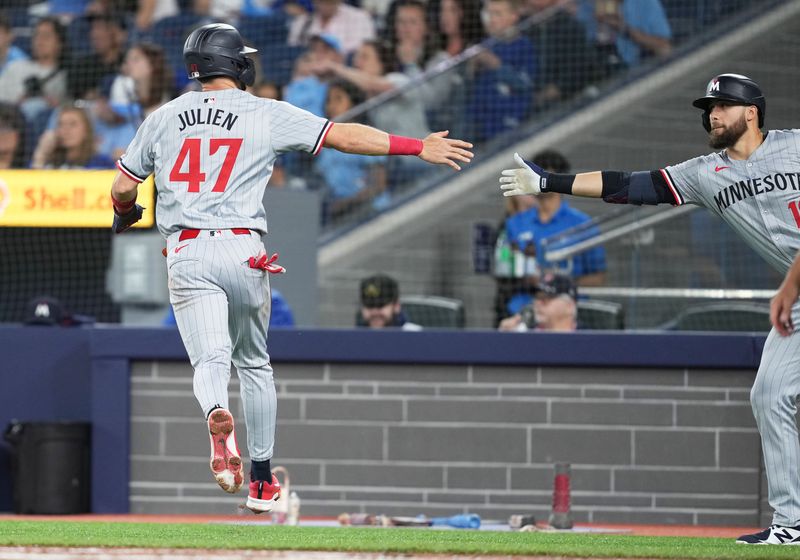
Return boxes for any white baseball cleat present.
[207,408,243,493]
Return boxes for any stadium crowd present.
[0,0,725,227]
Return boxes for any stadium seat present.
[576,299,625,330]
[659,301,771,333]
[399,295,466,329]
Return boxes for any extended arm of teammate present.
[499,153,676,204]
[771,252,800,336]
[324,123,473,171]
[110,171,145,234]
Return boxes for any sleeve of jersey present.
[116,113,157,183]
[269,100,332,155]
[660,157,705,206]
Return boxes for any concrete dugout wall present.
[0,327,771,526]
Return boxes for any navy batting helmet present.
[183,23,257,88]
[692,73,765,132]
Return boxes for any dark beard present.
[708,115,748,149]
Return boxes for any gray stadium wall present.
[0,326,773,526]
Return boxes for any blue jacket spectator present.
[285,34,345,118]
[467,0,536,141]
[506,200,606,278]
[48,0,91,16]
[316,79,387,221]
[503,150,606,315]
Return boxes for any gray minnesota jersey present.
[661,129,800,275]
[117,88,332,237]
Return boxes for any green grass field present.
[0,521,798,559]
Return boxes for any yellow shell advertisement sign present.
[0,170,154,228]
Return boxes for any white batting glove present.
[499,152,546,197]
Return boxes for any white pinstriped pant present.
[166,229,276,461]
[751,304,800,527]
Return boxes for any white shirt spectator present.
[0,60,66,104]
[289,2,375,54]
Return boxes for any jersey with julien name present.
[117,88,332,237]
[661,129,800,275]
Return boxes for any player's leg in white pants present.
[168,248,233,416]
[219,235,277,463]
[750,315,800,527]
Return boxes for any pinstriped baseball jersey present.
[660,128,800,528]
[661,130,800,274]
[117,88,332,237]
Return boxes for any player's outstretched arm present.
[771,251,800,336]
[499,152,678,205]
[324,123,473,170]
[499,153,602,198]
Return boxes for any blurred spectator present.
[252,81,281,100]
[134,0,179,32]
[31,105,114,169]
[498,271,578,332]
[492,184,537,325]
[288,0,376,55]
[466,0,536,141]
[282,33,345,184]
[577,0,671,70]
[24,295,94,327]
[421,0,483,133]
[90,0,139,15]
[433,0,484,56]
[277,0,314,18]
[321,39,431,185]
[66,12,128,101]
[316,79,388,221]
[109,42,174,118]
[385,0,439,72]
[322,40,430,140]
[93,41,174,160]
[0,103,26,169]
[194,0,272,22]
[286,33,344,117]
[357,274,421,330]
[526,0,601,108]
[0,12,29,74]
[0,17,68,122]
[504,150,606,314]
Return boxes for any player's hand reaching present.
[418,131,473,171]
[770,276,800,336]
[499,153,546,197]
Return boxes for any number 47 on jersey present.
[170,137,242,193]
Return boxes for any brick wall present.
[129,361,763,526]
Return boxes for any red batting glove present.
[248,252,286,274]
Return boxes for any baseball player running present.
[500,73,800,545]
[109,23,472,514]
